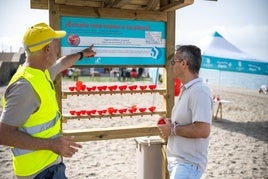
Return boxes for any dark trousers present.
[34,162,67,179]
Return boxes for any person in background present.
[157,45,213,179]
[130,68,138,78]
[138,67,144,78]
[0,22,96,179]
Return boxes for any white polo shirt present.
[167,77,213,172]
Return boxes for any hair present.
[23,44,44,57]
[24,40,54,57]
[176,45,202,74]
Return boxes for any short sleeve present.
[48,61,61,81]
[190,86,212,124]
[0,79,40,127]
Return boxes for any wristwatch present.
[78,52,84,60]
[171,123,177,136]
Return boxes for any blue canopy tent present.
[195,31,268,75]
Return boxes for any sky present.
[0,0,267,60]
[175,0,268,60]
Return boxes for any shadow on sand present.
[212,118,268,143]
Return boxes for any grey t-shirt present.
[0,62,60,127]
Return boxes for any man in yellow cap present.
[0,22,96,178]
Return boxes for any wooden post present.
[161,10,176,179]
[48,0,64,131]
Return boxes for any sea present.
[199,69,268,90]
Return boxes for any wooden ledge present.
[63,125,161,142]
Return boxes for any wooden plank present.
[55,0,66,4]
[111,0,131,8]
[164,11,175,118]
[30,0,48,9]
[31,0,195,12]
[58,5,167,21]
[48,0,64,128]
[160,0,194,12]
[57,0,102,7]
[161,11,176,179]
[146,0,159,11]
[161,142,168,179]
[63,125,161,142]
[61,88,167,98]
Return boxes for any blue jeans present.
[34,162,67,179]
[168,162,202,179]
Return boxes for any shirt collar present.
[182,77,202,90]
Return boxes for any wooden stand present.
[30,1,195,178]
[213,100,232,120]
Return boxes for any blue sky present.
[0,0,267,60]
[176,0,268,60]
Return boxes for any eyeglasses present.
[170,58,183,65]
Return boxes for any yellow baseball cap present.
[23,22,66,52]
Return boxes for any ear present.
[181,59,187,66]
[43,44,50,54]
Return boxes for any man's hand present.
[81,44,96,58]
[50,136,82,158]
[157,118,172,138]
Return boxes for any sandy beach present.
[0,79,267,179]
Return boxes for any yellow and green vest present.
[2,65,61,176]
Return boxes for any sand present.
[0,79,267,179]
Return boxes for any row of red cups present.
[69,106,157,116]
[68,84,157,92]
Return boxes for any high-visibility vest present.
[2,65,61,176]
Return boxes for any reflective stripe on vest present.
[11,133,61,156]
[11,111,61,156]
[19,111,60,135]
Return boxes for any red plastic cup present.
[132,107,137,112]
[158,118,166,125]
[76,81,83,92]
[97,86,103,91]
[149,84,157,90]
[119,85,127,91]
[139,85,147,90]
[102,109,107,114]
[76,111,81,116]
[86,111,92,115]
[90,109,96,114]
[148,106,156,112]
[128,85,137,90]
[139,108,146,113]
[107,107,115,115]
[69,86,75,91]
[112,85,118,90]
[118,108,126,114]
[76,80,83,87]
[69,110,76,115]
[80,110,86,115]
[91,86,96,91]
[102,85,107,90]
[108,85,116,91]
[81,84,86,91]
[97,110,103,115]
[128,108,135,113]
[75,86,81,92]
